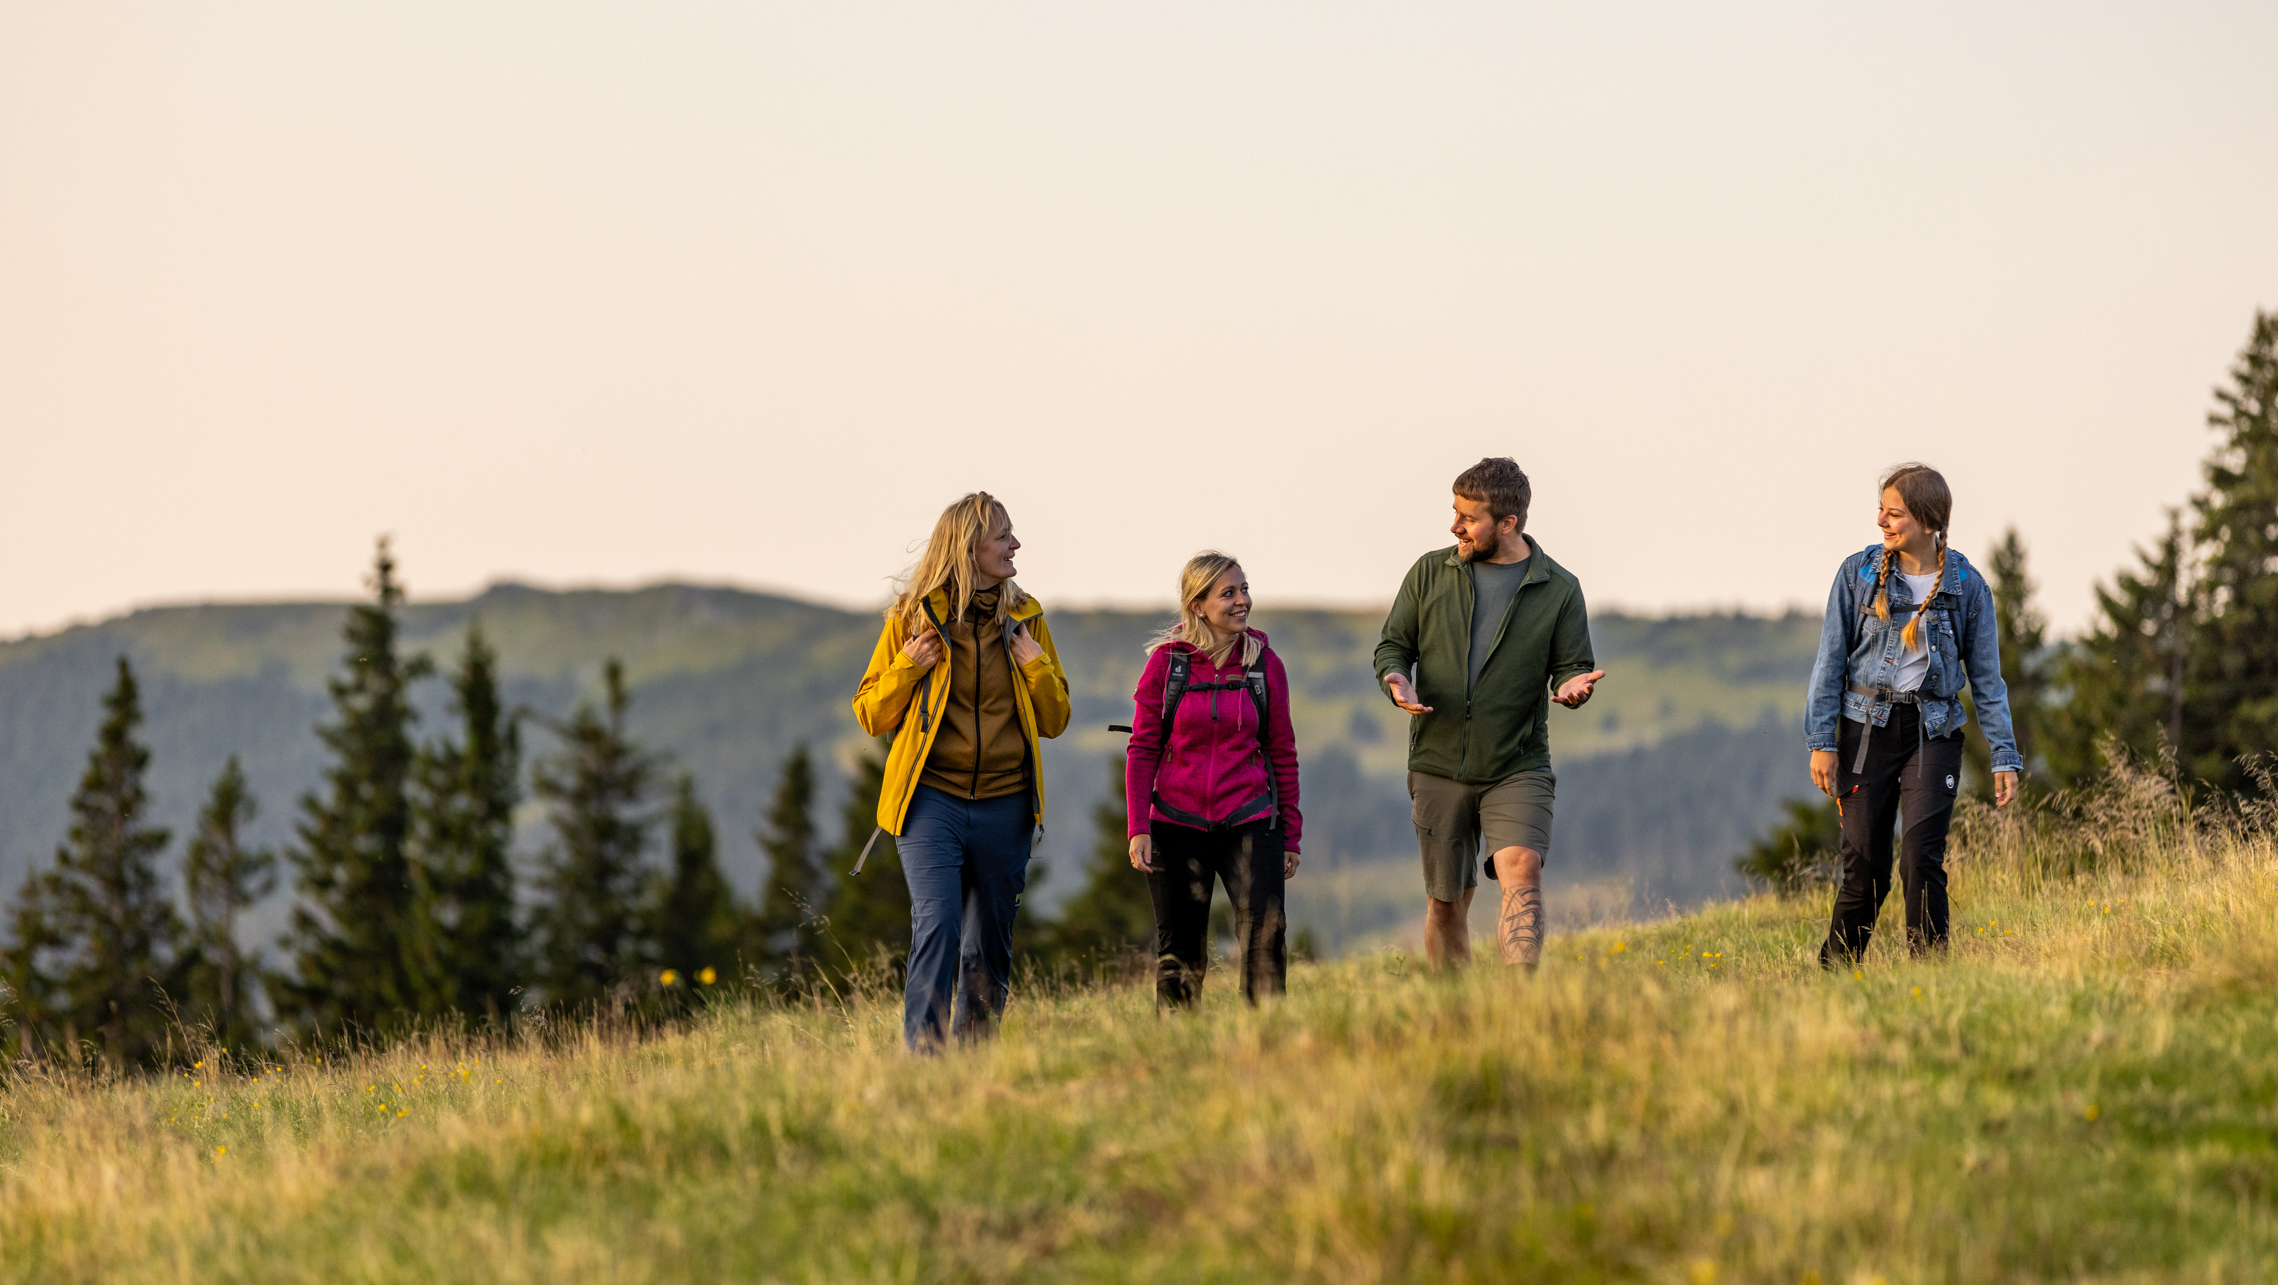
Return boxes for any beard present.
[1458,527,1505,562]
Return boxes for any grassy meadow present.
[4,770,2276,1283]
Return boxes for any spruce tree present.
[1042,754,1155,967]
[643,774,747,992]
[2048,511,2196,786]
[183,757,276,1051]
[2186,310,2278,789]
[410,622,523,1021]
[815,745,909,980]
[528,659,657,1008]
[751,744,828,978]
[0,658,188,1068]
[1962,527,2050,794]
[279,539,431,1037]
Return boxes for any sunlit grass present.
[4,785,2277,1282]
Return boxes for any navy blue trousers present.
[897,784,1033,1051]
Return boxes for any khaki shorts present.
[1408,769,1555,903]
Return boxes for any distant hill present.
[0,584,1820,950]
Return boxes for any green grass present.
[5,782,2274,1282]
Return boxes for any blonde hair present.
[1872,463,1953,651]
[1146,551,1261,668]
[889,492,1024,635]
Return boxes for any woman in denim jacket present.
[1805,463,2022,966]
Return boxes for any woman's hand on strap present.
[1010,622,1044,667]
[1128,834,1155,873]
[901,628,945,670]
[1810,749,1840,799]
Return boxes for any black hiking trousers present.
[1820,703,1966,967]
[1146,819,1286,1007]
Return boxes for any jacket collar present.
[923,585,1041,624]
[1863,544,1962,599]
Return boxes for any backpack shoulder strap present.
[1157,649,1192,754]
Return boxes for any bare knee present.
[1424,896,1466,926]
[1491,846,1543,884]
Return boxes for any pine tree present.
[183,757,276,1051]
[1733,797,1841,893]
[2048,511,2196,786]
[751,744,828,978]
[643,774,746,993]
[2186,310,2278,790]
[528,659,658,1008]
[279,539,431,1037]
[409,622,523,1022]
[815,745,908,981]
[0,658,188,1068]
[1042,753,1155,967]
[1963,527,2050,794]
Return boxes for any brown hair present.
[888,492,1024,636]
[1874,463,1952,651]
[1452,457,1532,531]
[1145,551,1260,668]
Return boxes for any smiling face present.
[1450,493,1519,563]
[1193,565,1251,637]
[974,509,1020,586]
[1876,486,1929,554]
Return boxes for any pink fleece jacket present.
[1125,632,1303,851]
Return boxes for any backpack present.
[1110,645,1278,831]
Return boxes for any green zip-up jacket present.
[1372,536,1596,783]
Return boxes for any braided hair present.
[1871,463,1953,650]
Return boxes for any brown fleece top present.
[919,589,1032,801]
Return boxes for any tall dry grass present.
[3,764,2276,1283]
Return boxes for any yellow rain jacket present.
[853,588,1072,834]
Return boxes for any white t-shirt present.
[1891,571,1939,692]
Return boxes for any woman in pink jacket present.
[1126,552,1303,1006]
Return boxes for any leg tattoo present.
[1500,884,1543,969]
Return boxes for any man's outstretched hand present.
[1553,670,1605,707]
[1384,672,1433,714]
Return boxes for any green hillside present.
[1,781,2269,1281]
[0,585,1821,949]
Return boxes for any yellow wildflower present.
[661,968,681,987]
[699,967,718,985]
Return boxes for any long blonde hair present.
[1872,463,1953,651]
[889,492,1024,635]
[1146,551,1261,668]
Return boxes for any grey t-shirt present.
[1467,557,1530,695]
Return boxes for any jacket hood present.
[923,585,1044,622]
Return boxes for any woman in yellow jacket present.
[852,491,1071,1051]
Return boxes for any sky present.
[4,2,2274,639]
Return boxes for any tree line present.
[1,545,1159,1071]
[1741,310,2278,888]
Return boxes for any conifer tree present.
[643,774,746,991]
[0,658,188,1068]
[528,659,658,1007]
[183,757,276,1051]
[2048,511,2196,786]
[279,539,431,1037]
[1042,754,1155,966]
[1963,527,2050,794]
[816,745,908,980]
[751,744,828,977]
[2186,310,2278,789]
[409,621,523,1022]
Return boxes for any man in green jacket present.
[1375,457,1603,971]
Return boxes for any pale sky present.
[4,2,2274,640]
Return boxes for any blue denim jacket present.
[1803,543,2023,773]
